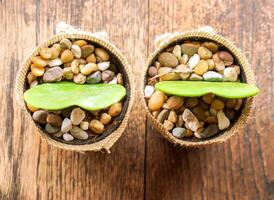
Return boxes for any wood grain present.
[0,0,148,199]
[0,0,273,199]
[146,0,274,200]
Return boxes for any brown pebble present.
[167,96,184,110]
[163,120,174,131]
[185,97,199,108]
[148,66,158,77]
[108,102,122,117]
[211,99,225,110]
[89,119,104,134]
[202,93,215,104]
[46,114,62,127]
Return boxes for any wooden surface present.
[0,0,273,199]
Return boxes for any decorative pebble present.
[117,73,123,84]
[60,38,72,49]
[167,111,177,123]
[180,54,189,65]
[217,110,230,130]
[148,66,158,77]
[73,40,87,47]
[212,53,225,71]
[207,59,215,70]
[45,124,59,134]
[188,54,200,69]
[71,59,80,74]
[80,121,89,130]
[86,71,102,84]
[109,77,118,84]
[80,63,98,75]
[81,45,94,58]
[48,58,63,67]
[73,73,86,84]
[43,67,63,82]
[157,109,169,123]
[185,98,199,108]
[61,49,74,63]
[189,73,203,81]
[198,46,212,59]
[70,125,88,140]
[63,67,74,80]
[39,47,52,59]
[182,108,201,132]
[63,133,74,141]
[70,108,85,125]
[50,44,62,59]
[158,52,178,67]
[97,61,110,71]
[181,42,200,56]
[176,115,184,127]
[86,54,96,63]
[31,56,48,68]
[46,114,62,127]
[203,71,223,82]
[71,44,81,58]
[163,120,174,131]
[211,99,225,110]
[108,102,122,117]
[31,64,45,77]
[148,91,165,111]
[224,67,238,81]
[144,85,155,98]
[89,119,104,134]
[94,48,110,61]
[100,113,112,125]
[172,45,182,60]
[32,110,48,124]
[172,127,186,138]
[102,70,115,82]
[202,41,219,53]
[61,118,72,133]
[202,93,215,104]
[194,60,208,75]
[199,124,219,138]
[218,51,234,66]
[167,96,184,110]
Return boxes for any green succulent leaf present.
[24,82,126,110]
[155,81,259,99]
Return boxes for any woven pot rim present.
[15,33,135,152]
[141,30,256,147]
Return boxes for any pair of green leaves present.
[24,81,259,111]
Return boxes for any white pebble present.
[71,44,81,58]
[172,127,186,138]
[109,77,118,84]
[97,61,110,71]
[61,118,72,133]
[188,54,200,69]
[224,67,238,81]
[48,58,63,67]
[80,121,89,130]
[217,110,230,130]
[144,85,155,98]
[63,133,74,141]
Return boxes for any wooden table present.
[1,0,273,199]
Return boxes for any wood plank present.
[145,0,274,200]
[0,0,148,199]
